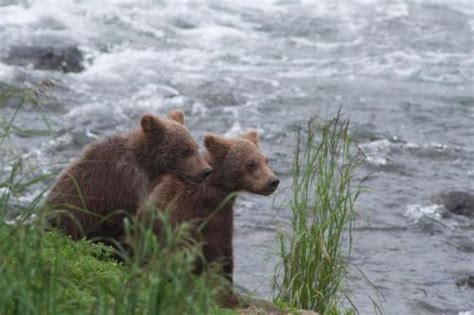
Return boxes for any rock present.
[238,306,283,315]
[4,46,85,73]
[237,296,282,314]
[456,275,474,288]
[238,307,319,315]
[236,297,319,315]
[431,191,474,218]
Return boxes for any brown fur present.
[46,110,211,240]
[143,131,279,307]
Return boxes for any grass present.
[0,225,124,314]
[0,215,228,315]
[0,80,54,139]
[272,113,363,314]
[0,192,228,315]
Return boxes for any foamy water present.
[404,204,443,223]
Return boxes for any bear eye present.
[182,148,193,158]
[246,160,258,171]
[265,158,269,164]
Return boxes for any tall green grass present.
[273,113,363,314]
[0,83,227,315]
[0,207,225,314]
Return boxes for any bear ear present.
[204,134,232,159]
[167,109,185,125]
[241,130,258,145]
[140,114,166,135]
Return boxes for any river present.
[1,1,473,314]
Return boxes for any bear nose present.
[268,178,280,189]
[202,168,213,179]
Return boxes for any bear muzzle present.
[201,167,213,179]
[187,167,213,183]
[259,177,280,196]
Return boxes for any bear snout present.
[202,167,213,179]
[268,178,280,190]
[257,177,279,195]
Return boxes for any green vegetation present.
[273,113,362,314]
[0,214,227,314]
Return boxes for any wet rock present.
[237,297,319,315]
[238,307,319,315]
[4,46,85,73]
[431,191,474,218]
[456,275,474,288]
[351,123,386,142]
[450,235,474,253]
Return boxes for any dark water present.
[1,1,473,314]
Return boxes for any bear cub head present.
[139,110,212,183]
[204,130,279,195]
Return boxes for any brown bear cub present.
[46,110,212,241]
[143,130,279,307]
